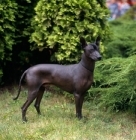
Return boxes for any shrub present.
[30,0,109,62]
[88,55,136,113]
[0,0,39,85]
[0,0,17,84]
[103,8,136,58]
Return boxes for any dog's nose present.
[98,57,102,60]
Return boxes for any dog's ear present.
[80,37,87,48]
[95,36,101,46]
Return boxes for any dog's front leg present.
[74,93,85,119]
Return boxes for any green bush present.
[0,0,17,82]
[0,0,39,85]
[103,8,136,58]
[30,0,109,62]
[14,0,38,43]
[88,55,136,113]
[93,7,136,113]
[11,0,38,70]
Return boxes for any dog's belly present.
[43,84,73,94]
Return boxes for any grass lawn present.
[0,88,136,140]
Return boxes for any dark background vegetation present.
[0,0,108,85]
[0,0,136,113]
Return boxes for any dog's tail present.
[13,70,27,100]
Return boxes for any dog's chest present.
[75,74,93,91]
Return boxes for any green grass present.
[0,88,136,140]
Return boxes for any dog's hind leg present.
[21,89,39,122]
[21,99,28,110]
[34,86,45,115]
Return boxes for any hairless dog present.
[13,36,101,122]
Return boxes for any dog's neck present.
[79,53,95,72]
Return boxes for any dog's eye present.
[89,49,94,53]
[92,45,97,50]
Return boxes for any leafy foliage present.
[103,8,136,58]
[88,55,136,113]
[30,0,109,62]
[11,0,38,71]
[0,0,17,82]
[14,0,38,42]
[93,7,136,112]
[0,0,38,85]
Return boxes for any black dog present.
[13,37,101,122]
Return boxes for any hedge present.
[30,0,109,62]
[88,55,136,113]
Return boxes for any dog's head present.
[80,36,102,61]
